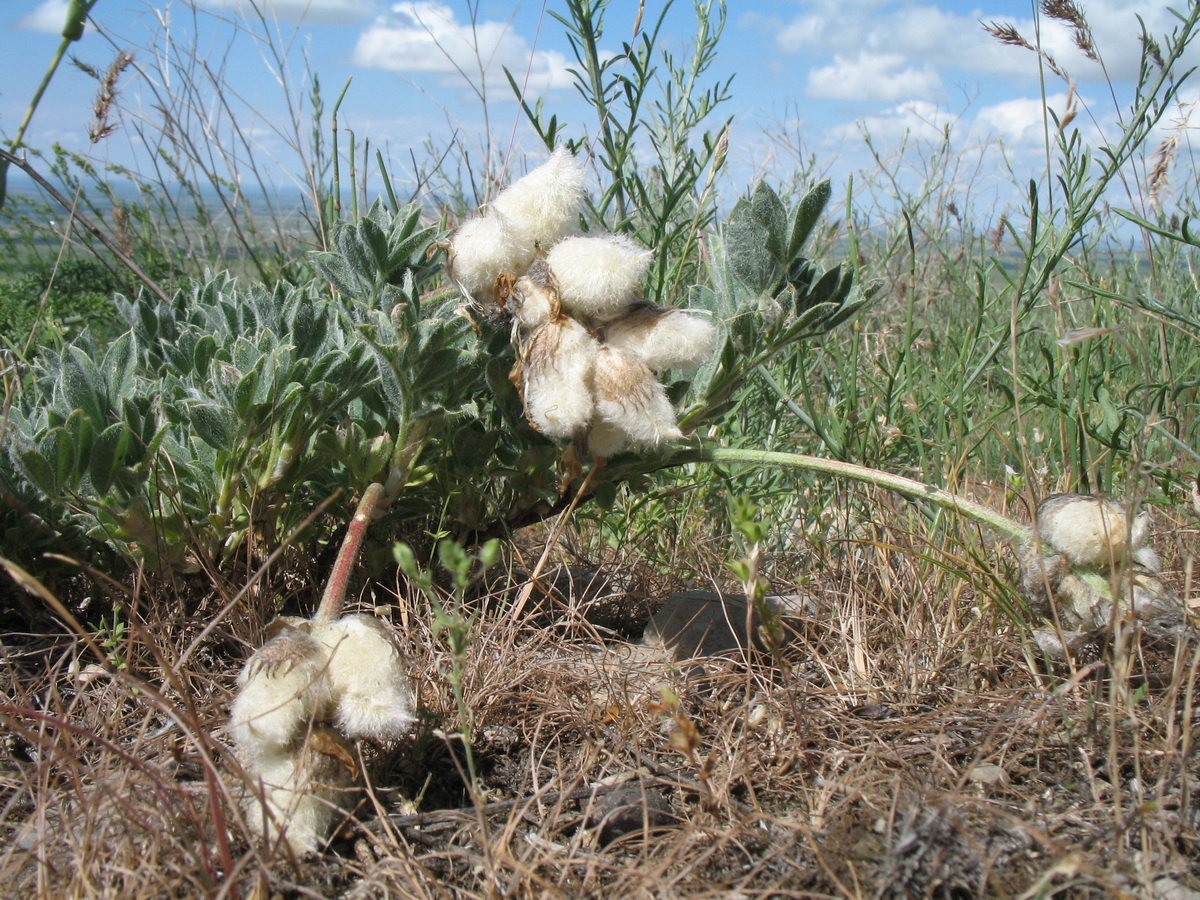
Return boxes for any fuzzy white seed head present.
[589,346,681,456]
[547,234,652,323]
[244,731,354,854]
[603,303,717,372]
[230,625,331,762]
[447,211,535,309]
[510,260,560,331]
[491,146,586,247]
[585,419,632,459]
[522,316,599,440]
[1036,494,1144,569]
[311,615,416,742]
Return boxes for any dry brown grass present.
[2,496,1197,899]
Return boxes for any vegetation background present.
[1,0,1198,896]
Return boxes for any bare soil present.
[2,508,1197,899]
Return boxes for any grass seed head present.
[547,233,653,323]
[522,316,599,440]
[491,146,586,248]
[602,302,717,373]
[310,615,416,742]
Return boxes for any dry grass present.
[1,495,1197,899]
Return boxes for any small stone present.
[641,590,814,660]
[589,783,674,845]
[967,763,1009,786]
[1153,877,1200,900]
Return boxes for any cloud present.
[197,0,376,25]
[19,0,75,34]
[973,94,1069,147]
[836,99,956,145]
[353,2,572,97]
[765,1,1200,92]
[807,51,941,102]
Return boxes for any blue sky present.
[3,1,1198,215]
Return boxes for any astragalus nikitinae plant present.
[3,202,452,570]
[4,168,871,575]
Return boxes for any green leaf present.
[747,182,788,261]
[90,423,129,494]
[60,345,106,422]
[725,216,777,296]
[103,333,138,400]
[787,179,831,260]
[188,402,234,452]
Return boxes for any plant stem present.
[672,446,1031,543]
[0,0,98,208]
[315,481,384,622]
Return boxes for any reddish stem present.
[315,482,384,622]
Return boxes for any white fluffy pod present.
[446,211,535,311]
[229,621,332,764]
[588,346,682,457]
[509,259,561,331]
[310,615,416,742]
[546,234,652,323]
[246,729,355,855]
[521,316,599,440]
[1035,494,1149,570]
[602,301,717,373]
[490,146,587,248]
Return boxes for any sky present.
[2,0,1198,218]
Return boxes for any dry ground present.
[1,493,1197,899]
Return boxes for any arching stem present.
[669,446,1031,544]
[315,481,385,622]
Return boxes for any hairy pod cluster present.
[229,614,415,853]
[446,147,717,458]
[1018,494,1184,659]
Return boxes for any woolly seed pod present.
[310,615,416,742]
[521,316,599,440]
[510,259,561,331]
[546,233,652,323]
[602,301,717,373]
[491,146,586,248]
[1035,493,1148,569]
[446,211,535,313]
[229,622,331,762]
[246,729,355,854]
[588,346,681,457]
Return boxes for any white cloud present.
[197,0,375,24]
[973,94,1069,147]
[807,51,941,102]
[353,2,572,97]
[838,99,956,145]
[20,0,75,34]
[766,1,1200,92]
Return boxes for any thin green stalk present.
[0,0,99,209]
[328,78,352,225]
[669,446,1030,543]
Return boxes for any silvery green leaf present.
[188,402,234,452]
[787,179,831,260]
[90,423,128,494]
